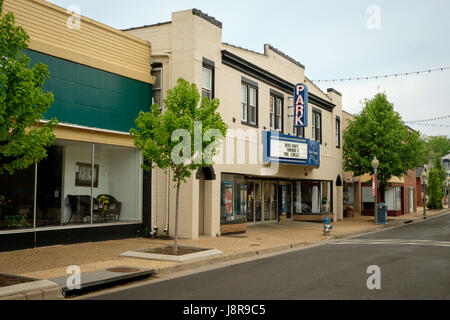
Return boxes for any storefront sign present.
[294,83,308,127]
[262,131,320,167]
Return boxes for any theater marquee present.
[262,131,320,167]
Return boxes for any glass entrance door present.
[248,181,262,224]
[263,182,278,222]
[280,183,293,219]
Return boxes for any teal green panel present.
[25,49,152,132]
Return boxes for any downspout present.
[152,53,172,235]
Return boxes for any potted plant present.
[97,195,110,211]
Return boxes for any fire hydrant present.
[323,216,333,235]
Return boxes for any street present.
[87,213,450,300]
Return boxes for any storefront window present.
[362,186,374,210]
[385,186,402,211]
[321,181,331,213]
[239,184,248,215]
[0,139,143,232]
[92,143,142,223]
[294,180,332,214]
[221,174,246,223]
[0,165,35,230]
[36,144,64,226]
[344,183,355,206]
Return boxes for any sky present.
[47,0,450,137]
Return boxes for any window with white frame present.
[151,69,162,107]
[270,94,283,131]
[202,66,213,100]
[241,81,257,126]
[241,84,247,122]
[312,110,322,143]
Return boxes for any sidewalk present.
[1,207,448,283]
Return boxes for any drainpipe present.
[33,162,38,248]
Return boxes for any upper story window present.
[202,57,215,101]
[151,68,162,107]
[294,126,304,138]
[270,95,283,131]
[241,77,258,127]
[312,109,322,144]
[335,117,341,148]
[202,67,213,100]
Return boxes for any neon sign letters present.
[294,83,308,127]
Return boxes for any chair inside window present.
[67,195,92,224]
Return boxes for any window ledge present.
[241,121,259,128]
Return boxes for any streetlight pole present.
[372,156,379,224]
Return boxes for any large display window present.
[294,180,333,214]
[220,174,246,223]
[385,186,402,211]
[0,139,143,231]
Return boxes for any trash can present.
[377,203,387,224]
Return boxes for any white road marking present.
[331,239,450,247]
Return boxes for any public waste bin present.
[377,203,387,224]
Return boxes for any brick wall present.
[220,223,247,235]
[403,169,417,214]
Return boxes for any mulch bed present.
[141,246,207,256]
[0,274,36,288]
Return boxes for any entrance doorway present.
[409,187,414,213]
[248,181,262,224]
[263,182,278,222]
[247,180,279,224]
[279,182,293,219]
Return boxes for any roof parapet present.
[192,8,222,29]
[265,44,305,69]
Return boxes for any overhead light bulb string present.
[311,66,450,83]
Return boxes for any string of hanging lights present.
[311,66,450,83]
[407,123,450,127]
[404,115,450,124]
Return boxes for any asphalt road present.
[88,213,450,300]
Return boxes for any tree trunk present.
[173,179,181,255]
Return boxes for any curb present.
[0,279,62,300]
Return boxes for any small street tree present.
[426,155,446,209]
[0,3,57,174]
[130,78,227,254]
[343,92,425,200]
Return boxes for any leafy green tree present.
[426,155,446,209]
[424,135,450,159]
[343,92,425,200]
[0,3,57,174]
[130,78,227,253]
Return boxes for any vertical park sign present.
[294,83,308,127]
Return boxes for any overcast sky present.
[48,0,450,137]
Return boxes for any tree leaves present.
[130,78,228,184]
[343,92,425,187]
[0,3,57,174]
[427,155,446,209]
